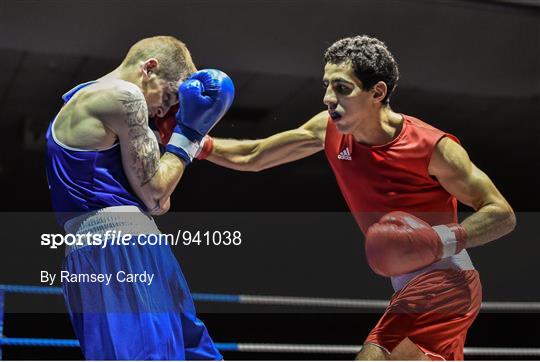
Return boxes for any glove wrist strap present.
[166,127,201,164]
[433,223,467,258]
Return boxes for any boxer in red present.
[157,35,516,360]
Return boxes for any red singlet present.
[324,114,459,234]
[325,114,480,359]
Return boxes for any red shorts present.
[365,269,481,360]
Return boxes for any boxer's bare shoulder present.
[96,80,149,134]
[53,79,145,150]
[428,136,504,211]
[82,79,147,127]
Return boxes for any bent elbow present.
[506,209,517,233]
[141,196,160,213]
[496,203,516,236]
[149,200,170,216]
[139,183,168,211]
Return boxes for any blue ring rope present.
[0,285,242,303]
[215,343,239,351]
[1,284,540,357]
[0,338,241,352]
[192,293,239,303]
[0,338,79,348]
[0,285,62,295]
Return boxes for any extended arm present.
[207,111,328,171]
[429,137,516,247]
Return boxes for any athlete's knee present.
[389,338,431,361]
[355,343,390,360]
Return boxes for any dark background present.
[0,0,539,359]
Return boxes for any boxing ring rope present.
[4,284,539,312]
[1,284,540,358]
[195,292,540,312]
[1,337,540,357]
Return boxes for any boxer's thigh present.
[406,270,482,360]
[364,276,429,353]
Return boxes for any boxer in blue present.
[45,36,234,360]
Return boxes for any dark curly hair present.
[324,35,399,105]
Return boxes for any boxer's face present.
[140,59,179,118]
[142,76,179,118]
[322,62,375,135]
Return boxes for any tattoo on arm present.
[119,92,160,186]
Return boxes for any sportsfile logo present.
[338,147,352,160]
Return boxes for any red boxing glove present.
[196,135,214,160]
[152,105,214,160]
[365,211,467,277]
[153,104,179,145]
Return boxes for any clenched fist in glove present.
[365,211,467,277]
[166,69,234,164]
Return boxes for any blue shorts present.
[61,239,222,360]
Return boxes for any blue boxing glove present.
[166,69,235,164]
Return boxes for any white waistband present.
[64,206,160,236]
[390,249,475,292]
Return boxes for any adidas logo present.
[337,147,352,160]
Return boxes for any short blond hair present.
[122,36,196,82]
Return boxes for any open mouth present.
[329,111,342,121]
